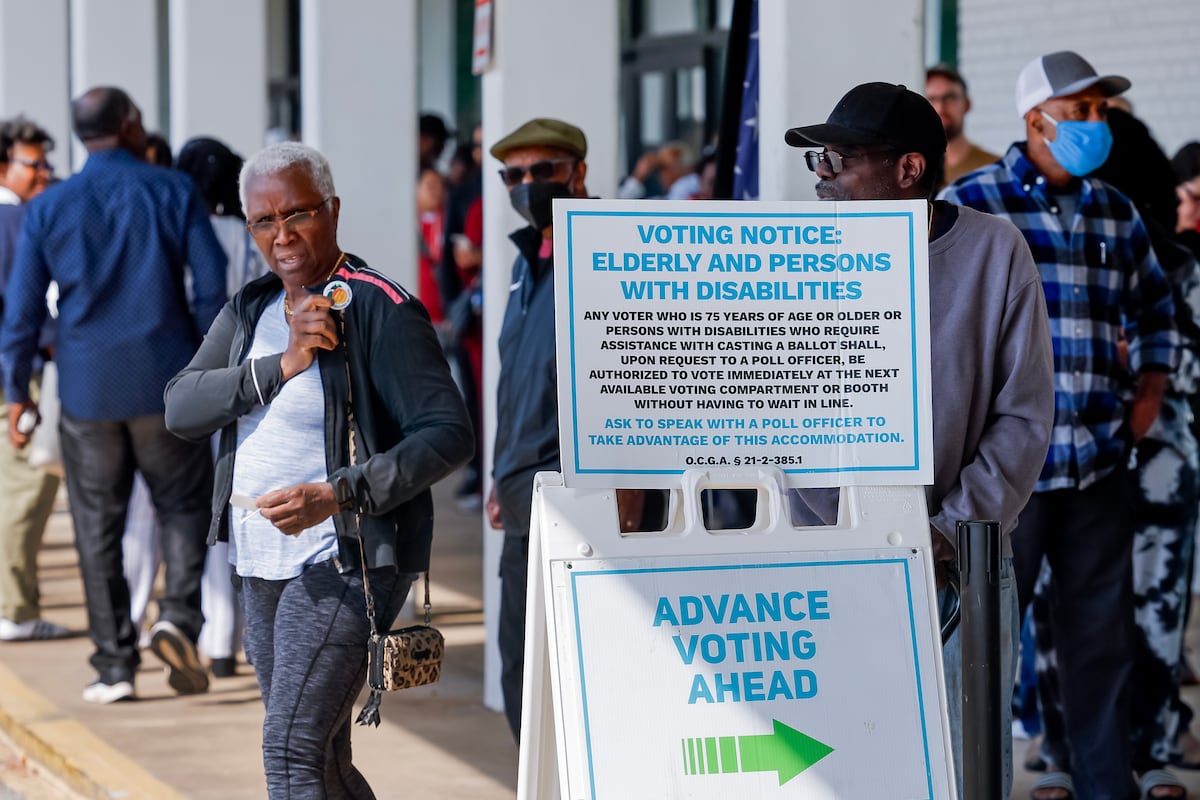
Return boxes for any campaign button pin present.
[324,280,353,310]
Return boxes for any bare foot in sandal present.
[1030,770,1074,800]
[1137,768,1187,799]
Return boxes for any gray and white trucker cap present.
[1014,50,1130,117]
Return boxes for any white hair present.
[239,141,336,211]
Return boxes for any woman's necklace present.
[284,252,348,317]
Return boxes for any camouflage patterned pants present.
[1035,394,1198,772]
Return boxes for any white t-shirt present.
[230,291,339,579]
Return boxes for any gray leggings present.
[241,559,412,800]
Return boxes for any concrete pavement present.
[0,476,516,799]
[6,472,1200,798]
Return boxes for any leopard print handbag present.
[355,571,446,728]
[372,621,445,691]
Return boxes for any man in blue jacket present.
[0,87,228,703]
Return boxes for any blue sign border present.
[567,557,936,799]
[564,209,923,479]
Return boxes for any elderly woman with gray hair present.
[164,141,473,798]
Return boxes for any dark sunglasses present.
[803,148,895,175]
[497,158,576,187]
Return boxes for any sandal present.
[1138,768,1186,799]
[1172,728,1200,770]
[1031,771,1074,800]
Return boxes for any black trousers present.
[1011,467,1137,800]
[242,562,409,799]
[498,534,528,741]
[59,411,213,683]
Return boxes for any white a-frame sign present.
[517,199,954,799]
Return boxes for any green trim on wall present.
[938,0,958,67]
[455,0,480,134]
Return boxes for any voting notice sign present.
[553,550,950,798]
[554,199,934,488]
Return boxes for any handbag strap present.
[339,316,432,642]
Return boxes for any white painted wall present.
[757,0,926,201]
[417,0,456,136]
[300,0,416,287]
[958,0,1200,159]
[168,0,268,161]
[69,0,159,170]
[479,0,621,713]
[0,1,71,175]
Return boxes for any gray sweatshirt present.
[793,204,1055,555]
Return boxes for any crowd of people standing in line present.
[4,45,1200,800]
[480,53,1200,800]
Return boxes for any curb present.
[0,658,185,800]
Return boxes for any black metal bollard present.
[956,520,1002,800]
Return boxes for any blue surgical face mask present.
[1039,110,1113,176]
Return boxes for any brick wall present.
[957,0,1200,162]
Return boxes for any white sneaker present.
[82,680,135,704]
[149,620,209,694]
[0,617,71,641]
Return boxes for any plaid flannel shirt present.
[940,144,1179,492]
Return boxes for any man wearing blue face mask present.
[942,51,1180,800]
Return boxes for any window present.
[620,0,731,181]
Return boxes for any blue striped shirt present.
[940,143,1179,491]
[0,149,227,419]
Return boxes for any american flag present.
[732,0,759,200]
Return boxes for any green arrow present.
[682,719,833,785]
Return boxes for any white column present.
[479,0,621,713]
[300,0,415,286]
[417,0,456,128]
[0,1,71,176]
[169,0,267,160]
[757,0,925,201]
[69,0,159,170]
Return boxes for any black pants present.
[242,561,410,800]
[59,411,213,683]
[498,534,528,741]
[1011,467,1137,800]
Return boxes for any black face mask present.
[509,181,572,231]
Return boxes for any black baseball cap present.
[784,82,947,162]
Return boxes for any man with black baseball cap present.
[943,52,1180,800]
[787,81,1056,799]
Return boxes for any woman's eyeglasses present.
[246,198,332,239]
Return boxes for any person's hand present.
[1116,328,1130,372]
[1129,371,1168,443]
[931,527,956,590]
[257,482,340,535]
[616,489,646,532]
[7,401,37,450]
[452,235,482,270]
[486,485,503,530]
[632,151,660,183]
[281,294,338,380]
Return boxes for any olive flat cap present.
[490,117,587,161]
